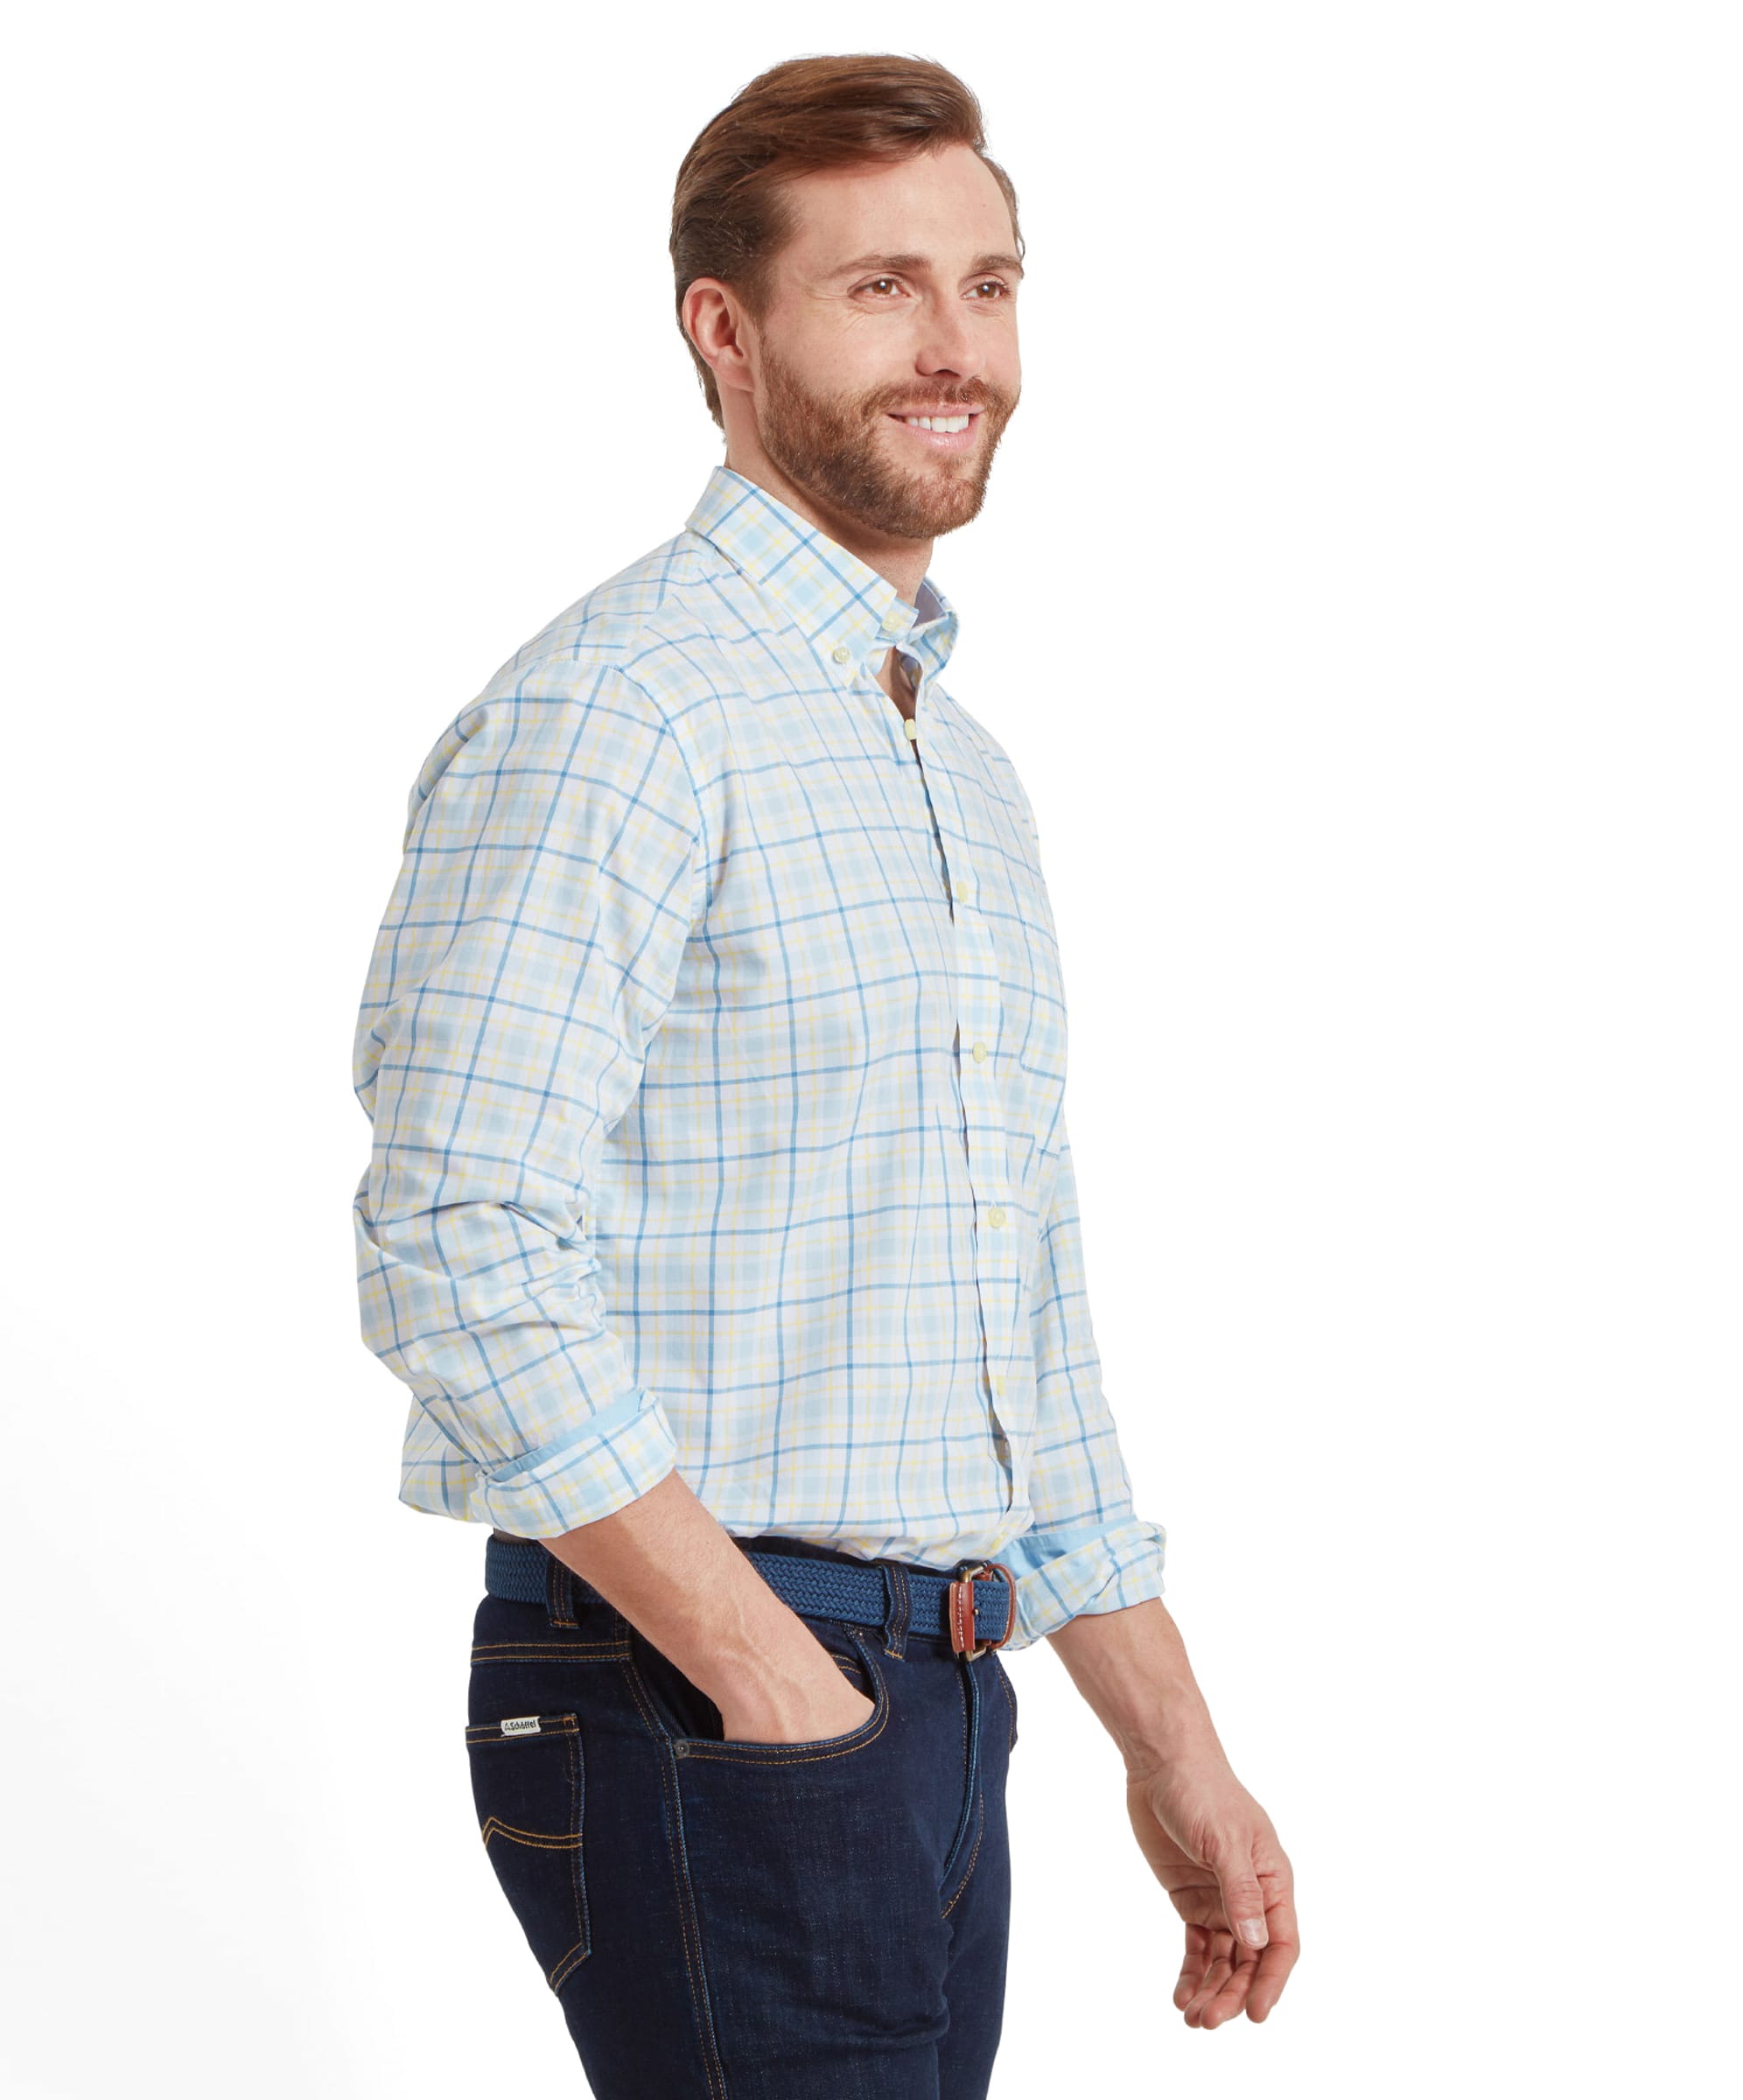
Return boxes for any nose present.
[913,297,988,385]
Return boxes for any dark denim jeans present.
[463,1532,1018,2097]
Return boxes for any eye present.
[854,276,1014,302]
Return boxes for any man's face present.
[744,144,1022,542]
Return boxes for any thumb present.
[1211,1845,1268,1950]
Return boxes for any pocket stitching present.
[662,1625,890,1767]
[463,1712,592,1983]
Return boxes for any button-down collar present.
[685,462,961,691]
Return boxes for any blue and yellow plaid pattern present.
[352,463,1166,1648]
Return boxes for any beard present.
[752,334,1016,542]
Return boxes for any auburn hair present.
[669,53,1023,430]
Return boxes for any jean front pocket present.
[463,1710,591,1989]
[629,1619,889,1767]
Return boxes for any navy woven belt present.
[485,1532,1018,1656]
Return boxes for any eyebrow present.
[830,250,1026,282]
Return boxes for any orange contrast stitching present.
[941,1785,986,1918]
[670,1634,888,1766]
[466,1714,592,1977]
[617,1648,728,2100]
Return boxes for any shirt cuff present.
[993,1515,1168,1652]
[462,1386,680,1536]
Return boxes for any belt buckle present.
[947,1558,1016,1659]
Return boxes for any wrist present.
[1046,1595,1225,1774]
[682,1589,834,1719]
[1113,1684,1224,1779]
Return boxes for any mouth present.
[886,409,984,454]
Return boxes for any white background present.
[4,4,1738,2094]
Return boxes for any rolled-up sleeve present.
[351,659,701,1536]
[1003,1114,1170,1647]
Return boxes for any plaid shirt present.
[351,463,1166,1648]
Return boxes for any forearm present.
[1046,1595,1226,1776]
[542,1467,842,1730]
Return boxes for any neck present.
[721,445,932,608]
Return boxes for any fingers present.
[1194,1944,1258,2030]
[1179,1937,1236,2027]
[1218,1823,1310,2016]
[1243,1880,1301,2022]
[1156,1802,1299,2026]
[1172,1922,1211,2011]
[1177,1928,1265,2028]
[1193,1828,1299,2025]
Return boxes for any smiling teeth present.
[903,414,972,432]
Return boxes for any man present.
[353,52,1296,2097]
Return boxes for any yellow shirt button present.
[971,1040,988,1062]
[987,1206,1006,1228]
[904,718,919,739]
[831,644,850,663]
[992,1374,1005,1396]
